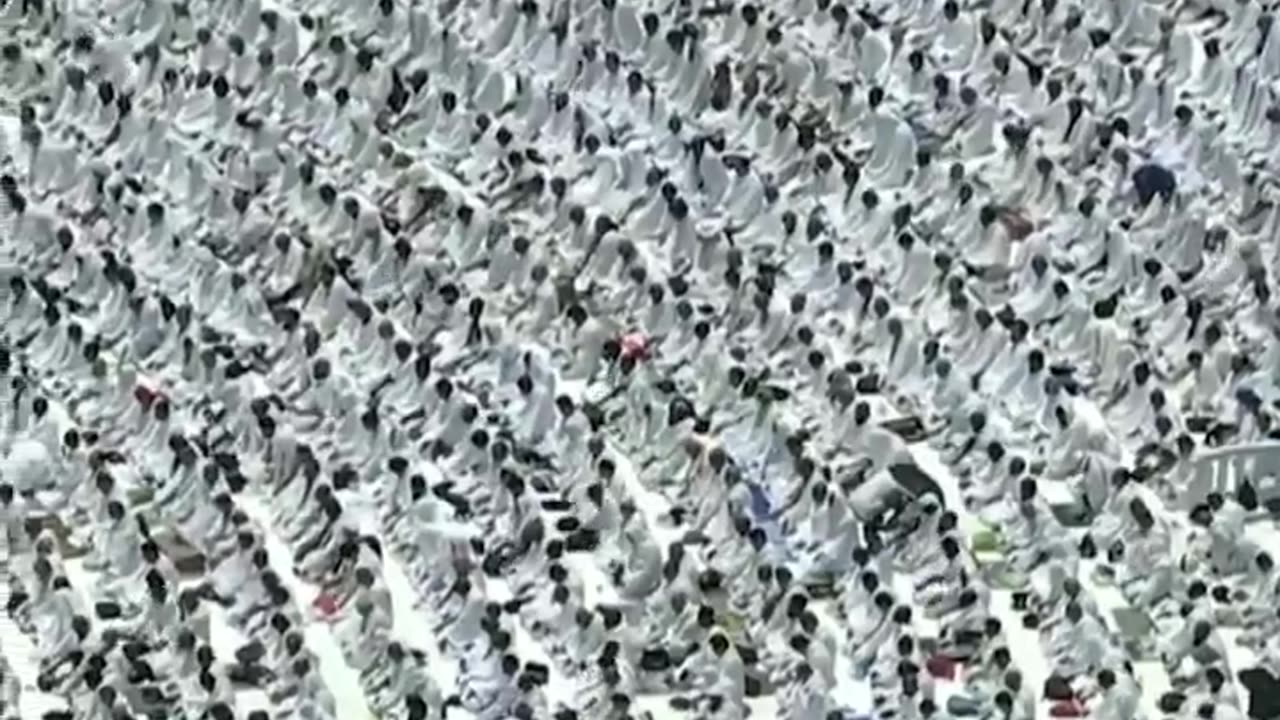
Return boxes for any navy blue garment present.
[746,482,787,553]
[1132,163,1177,205]
[747,482,778,521]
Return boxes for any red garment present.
[133,384,161,411]
[312,592,341,619]
[620,332,649,361]
[1049,699,1087,717]
[925,654,961,681]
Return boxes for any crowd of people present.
[3,0,1280,718]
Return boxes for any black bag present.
[95,601,123,620]
[640,648,671,672]
[522,662,550,685]
[1043,674,1074,701]
[564,528,599,552]
[234,641,266,665]
[1157,691,1186,714]
[554,516,581,532]
[856,373,882,394]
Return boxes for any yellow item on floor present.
[970,526,1004,555]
